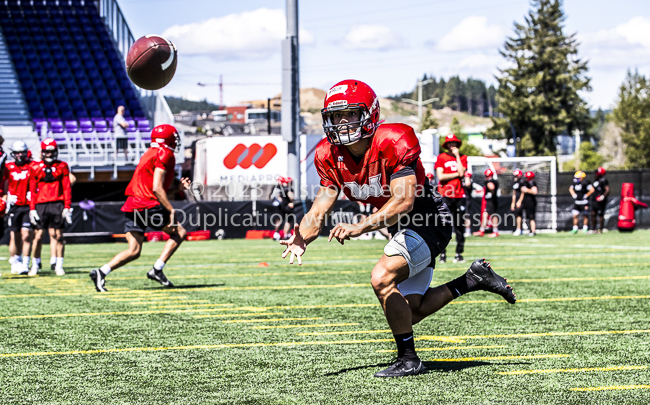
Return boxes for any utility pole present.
[219,74,223,107]
[402,78,438,121]
[282,0,300,200]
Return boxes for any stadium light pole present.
[282,0,301,200]
[401,78,438,121]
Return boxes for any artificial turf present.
[0,230,649,404]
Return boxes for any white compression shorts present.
[384,228,433,296]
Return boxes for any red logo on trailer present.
[223,143,278,169]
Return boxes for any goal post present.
[466,156,558,233]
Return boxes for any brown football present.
[126,35,177,90]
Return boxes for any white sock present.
[22,256,30,266]
[100,264,112,275]
[50,256,56,265]
[35,258,41,266]
[153,259,166,271]
[55,257,64,268]
[493,227,498,233]
[10,255,20,264]
[573,225,578,231]
[583,225,588,231]
[479,227,485,232]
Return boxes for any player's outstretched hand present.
[180,177,192,190]
[281,224,306,265]
[328,223,362,245]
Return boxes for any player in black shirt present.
[272,177,296,240]
[511,169,524,235]
[474,168,499,237]
[590,167,610,233]
[520,171,538,236]
[570,171,594,234]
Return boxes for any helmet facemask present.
[11,150,29,165]
[322,104,375,146]
[42,149,57,164]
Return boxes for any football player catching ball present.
[280,80,516,378]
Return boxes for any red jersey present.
[314,123,426,208]
[29,160,72,209]
[3,160,33,206]
[121,145,175,212]
[435,152,468,198]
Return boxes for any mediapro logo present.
[223,143,278,169]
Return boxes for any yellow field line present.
[508,275,650,283]
[498,365,647,375]
[191,312,284,318]
[221,317,323,324]
[429,354,570,362]
[0,338,399,358]
[420,329,650,341]
[105,296,188,301]
[450,295,650,305]
[377,345,507,353]
[129,300,210,305]
[252,323,358,330]
[150,303,378,310]
[570,385,650,392]
[297,329,390,336]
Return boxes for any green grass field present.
[1,230,650,404]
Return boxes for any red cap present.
[525,171,535,180]
[442,133,462,149]
[484,168,494,179]
[513,169,523,178]
[596,167,606,177]
[426,173,435,181]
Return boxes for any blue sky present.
[118,0,650,110]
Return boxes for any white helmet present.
[10,141,29,164]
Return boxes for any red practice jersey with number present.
[435,152,468,198]
[314,123,426,208]
[122,144,175,212]
[29,160,72,209]
[2,161,32,206]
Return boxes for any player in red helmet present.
[474,168,500,238]
[28,138,72,276]
[281,80,516,378]
[591,167,609,233]
[2,141,35,275]
[435,133,469,263]
[90,125,190,292]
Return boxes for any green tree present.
[492,0,591,156]
[612,70,650,169]
[420,106,438,131]
[450,117,462,135]
[440,118,483,156]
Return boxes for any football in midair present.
[126,35,177,90]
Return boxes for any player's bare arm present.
[569,185,577,198]
[281,185,339,265]
[436,167,460,183]
[329,175,417,245]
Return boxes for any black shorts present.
[7,205,34,232]
[592,200,607,216]
[116,137,128,150]
[35,201,65,230]
[572,204,589,214]
[124,205,172,234]
[514,199,536,221]
[485,200,498,216]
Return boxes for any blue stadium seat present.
[43,99,57,112]
[82,89,96,101]
[24,90,38,101]
[32,70,46,80]
[109,89,123,100]
[28,59,41,70]
[16,69,31,81]
[61,110,75,121]
[95,89,109,100]
[110,59,124,71]
[77,109,89,119]
[73,69,87,80]
[105,79,118,89]
[68,90,82,101]
[49,119,65,133]
[55,59,69,70]
[59,69,74,80]
[63,79,77,91]
[50,80,64,92]
[100,99,114,111]
[91,78,105,90]
[83,59,96,70]
[28,100,42,111]
[90,109,103,118]
[35,79,49,91]
[72,99,85,111]
[54,89,68,101]
[77,79,91,89]
[21,80,35,91]
[45,70,59,81]
[87,69,101,80]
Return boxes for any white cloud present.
[579,17,650,69]
[340,25,404,51]
[162,8,314,61]
[433,16,506,52]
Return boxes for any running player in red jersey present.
[280,80,516,378]
[90,125,190,292]
[29,139,72,276]
[2,141,34,275]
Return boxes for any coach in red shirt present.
[29,139,72,276]
[435,134,468,263]
[90,125,190,292]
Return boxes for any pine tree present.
[613,70,650,169]
[491,0,591,156]
[420,106,438,131]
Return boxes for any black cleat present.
[51,263,56,271]
[439,253,447,263]
[374,358,426,378]
[466,259,516,304]
[90,269,108,292]
[454,253,465,263]
[147,268,174,288]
